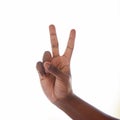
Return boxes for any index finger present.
[63,29,76,61]
[49,25,59,57]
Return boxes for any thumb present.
[44,62,69,81]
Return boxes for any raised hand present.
[36,25,119,120]
[36,25,76,103]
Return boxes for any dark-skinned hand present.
[36,25,76,103]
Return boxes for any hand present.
[36,25,76,103]
[36,25,119,120]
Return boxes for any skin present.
[36,25,75,103]
[36,25,119,120]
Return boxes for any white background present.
[0,0,120,119]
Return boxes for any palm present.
[51,56,70,74]
[37,25,76,103]
[41,56,70,102]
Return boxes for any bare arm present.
[55,93,118,120]
[36,24,119,120]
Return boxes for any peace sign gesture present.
[36,25,76,103]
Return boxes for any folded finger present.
[43,51,52,63]
[36,62,45,80]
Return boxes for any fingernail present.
[44,62,50,69]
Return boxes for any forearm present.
[54,93,118,120]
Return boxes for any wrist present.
[53,93,82,120]
[53,92,75,108]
